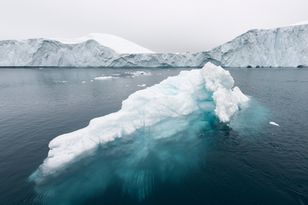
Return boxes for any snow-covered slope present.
[32,63,249,178]
[53,33,153,54]
[208,24,308,68]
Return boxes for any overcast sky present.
[0,0,308,52]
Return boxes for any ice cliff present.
[0,34,208,67]
[0,39,117,67]
[1,24,308,67]
[209,24,308,68]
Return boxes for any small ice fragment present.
[126,71,151,78]
[137,84,146,87]
[81,81,86,84]
[269,121,280,127]
[94,76,117,80]
[55,80,67,84]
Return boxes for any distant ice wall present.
[209,24,308,68]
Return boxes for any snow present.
[34,63,249,177]
[291,20,308,26]
[269,121,280,127]
[53,33,153,54]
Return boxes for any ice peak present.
[53,33,154,54]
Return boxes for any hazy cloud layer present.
[1,0,308,52]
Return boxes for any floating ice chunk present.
[126,71,151,78]
[94,76,118,80]
[81,81,86,84]
[269,121,280,127]
[34,63,249,177]
[137,84,147,87]
[55,80,67,84]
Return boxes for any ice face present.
[209,24,308,68]
[30,63,253,204]
[0,38,208,67]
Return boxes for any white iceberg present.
[35,63,249,178]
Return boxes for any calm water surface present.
[0,68,307,205]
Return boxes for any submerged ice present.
[30,63,250,204]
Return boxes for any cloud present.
[0,0,308,52]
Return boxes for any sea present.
[0,67,307,205]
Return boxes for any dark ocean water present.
[0,68,307,205]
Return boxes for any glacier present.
[0,39,117,67]
[0,37,208,67]
[2,24,308,68]
[209,24,308,68]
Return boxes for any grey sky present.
[1,0,308,52]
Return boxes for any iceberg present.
[29,63,259,204]
[32,63,249,179]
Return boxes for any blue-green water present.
[0,68,307,205]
